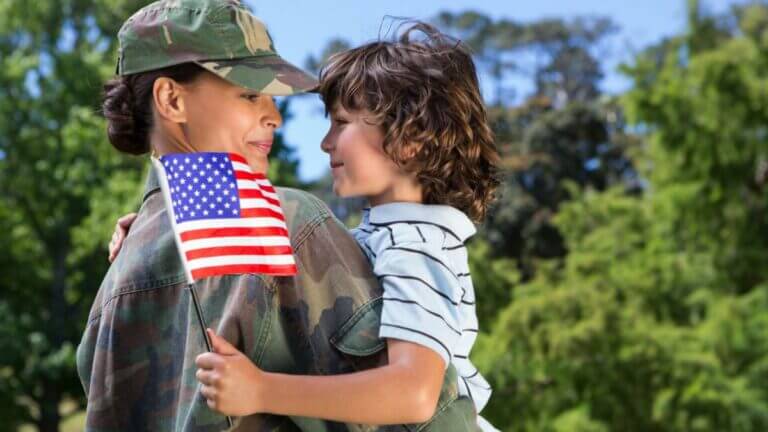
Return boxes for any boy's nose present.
[320,136,334,153]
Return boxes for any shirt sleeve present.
[372,241,464,368]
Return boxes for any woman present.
[76,1,477,431]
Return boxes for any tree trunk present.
[38,236,69,432]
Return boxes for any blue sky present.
[247,0,744,182]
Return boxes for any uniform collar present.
[364,202,476,242]
[142,165,161,203]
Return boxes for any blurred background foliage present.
[1,0,767,430]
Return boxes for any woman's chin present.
[243,157,268,174]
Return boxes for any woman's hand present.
[108,212,138,262]
[195,329,266,416]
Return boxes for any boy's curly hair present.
[318,21,501,223]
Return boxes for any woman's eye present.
[243,94,260,102]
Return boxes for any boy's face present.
[320,104,420,205]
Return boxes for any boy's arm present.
[197,331,445,424]
[261,338,445,424]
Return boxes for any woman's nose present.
[261,97,283,129]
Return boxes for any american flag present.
[151,152,297,281]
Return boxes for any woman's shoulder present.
[275,187,333,221]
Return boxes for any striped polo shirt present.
[350,202,493,415]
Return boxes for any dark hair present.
[318,21,501,222]
[102,63,205,154]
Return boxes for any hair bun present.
[102,78,149,155]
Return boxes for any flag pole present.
[152,157,234,429]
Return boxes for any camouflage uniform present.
[76,171,479,431]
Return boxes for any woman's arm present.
[196,329,445,424]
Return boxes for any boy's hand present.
[195,328,266,416]
[108,212,138,262]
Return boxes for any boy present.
[195,21,501,431]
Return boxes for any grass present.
[17,399,86,432]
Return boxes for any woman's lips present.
[248,140,273,155]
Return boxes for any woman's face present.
[180,72,282,173]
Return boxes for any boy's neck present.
[367,179,423,207]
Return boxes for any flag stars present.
[165,153,247,222]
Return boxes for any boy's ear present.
[152,77,188,124]
[401,141,422,159]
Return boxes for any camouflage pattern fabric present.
[116,0,317,95]
[76,168,479,431]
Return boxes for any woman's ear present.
[152,77,187,123]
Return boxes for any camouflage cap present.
[116,0,317,95]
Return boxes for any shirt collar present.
[142,165,161,203]
[366,202,476,242]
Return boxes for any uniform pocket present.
[329,297,386,357]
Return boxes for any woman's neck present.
[149,124,194,156]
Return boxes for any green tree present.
[0,3,149,430]
[476,2,768,431]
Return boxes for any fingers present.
[196,368,218,386]
[195,352,225,370]
[117,212,138,228]
[108,213,138,262]
[200,383,217,402]
[207,328,239,355]
[108,230,122,263]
